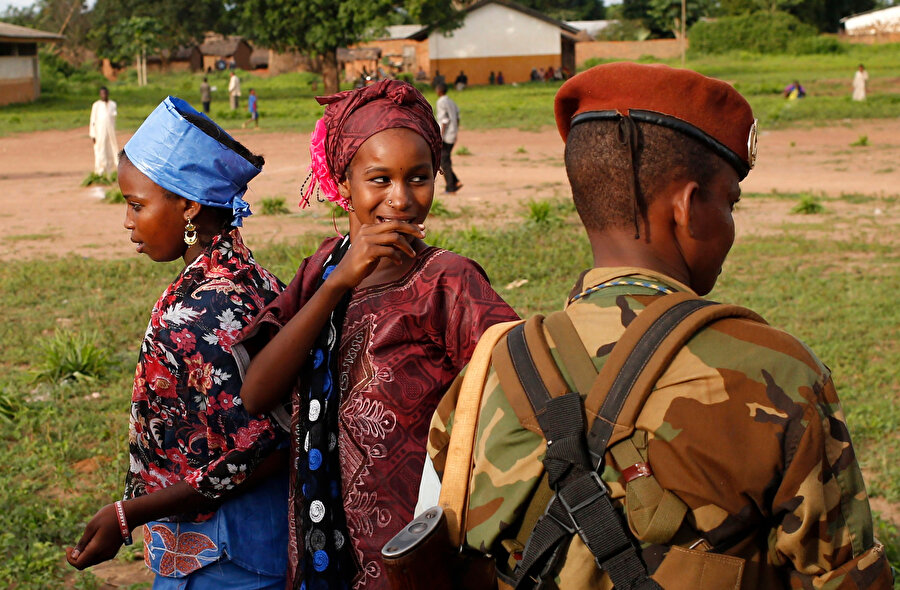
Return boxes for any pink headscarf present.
[301,80,442,211]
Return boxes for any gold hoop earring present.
[184,217,198,246]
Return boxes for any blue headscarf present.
[123,96,260,227]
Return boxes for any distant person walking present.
[436,82,461,193]
[89,86,118,176]
[200,77,211,113]
[228,71,241,110]
[852,64,868,101]
[243,89,259,129]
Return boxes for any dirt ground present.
[1,119,899,262]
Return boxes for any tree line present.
[1,0,880,92]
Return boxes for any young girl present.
[237,80,518,590]
[67,96,289,589]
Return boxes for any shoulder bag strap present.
[439,320,525,548]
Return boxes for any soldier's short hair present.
[564,119,725,232]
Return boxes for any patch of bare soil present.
[1,119,899,261]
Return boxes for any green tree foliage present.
[689,11,817,53]
[0,1,93,64]
[99,16,164,65]
[515,0,606,20]
[89,0,227,64]
[239,0,461,94]
[621,0,711,37]
[648,0,714,37]
[717,0,875,31]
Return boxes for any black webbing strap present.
[509,297,721,589]
[586,298,716,468]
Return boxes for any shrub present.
[850,135,869,147]
[38,48,106,94]
[525,199,561,226]
[787,35,846,55]
[33,330,111,384]
[689,12,817,54]
[328,202,349,218]
[455,146,472,156]
[0,388,20,424]
[81,171,116,187]
[260,196,290,215]
[429,199,458,218]
[594,19,651,41]
[103,188,124,203]
[791,194,825,214]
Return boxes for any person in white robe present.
[852,64,869,101]
[89,87,118,175]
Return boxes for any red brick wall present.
[576,39,685,65]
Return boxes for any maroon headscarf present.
[320,80,441,179]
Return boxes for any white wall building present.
[841,5,900,35]
[411,0,579,85]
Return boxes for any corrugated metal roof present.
[0,21,64,42]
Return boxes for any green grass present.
[1,198,899,586]
[791,193,826,214]
[81,171,117,187]
[5,42,899,139]
[259,196,290,216]
[104,188,125,203]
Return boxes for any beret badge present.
[747,119,759,170]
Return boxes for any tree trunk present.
[322,48,339,94]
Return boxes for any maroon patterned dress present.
[245,237,519,589]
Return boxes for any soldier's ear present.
[672,180,701,239]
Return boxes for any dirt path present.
[1,119,899,262]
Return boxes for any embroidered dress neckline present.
[351,246,441,300]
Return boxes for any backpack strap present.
[545,311,687,545]
[509,293,765,589]
[439,320,525,547]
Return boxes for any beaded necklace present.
[570,278,675,304]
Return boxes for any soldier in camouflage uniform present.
[425,63,893,588]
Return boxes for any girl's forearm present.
[241,280,350,414]
[123,481,217,530]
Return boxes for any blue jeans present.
[152,557,285,589]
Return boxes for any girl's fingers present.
[359,221,425,239]
[356,228,418,258]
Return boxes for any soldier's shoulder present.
[684,311,831,394]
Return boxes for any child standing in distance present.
[237,80,518,590]
[244,88,259,129]
[66,96,289,588]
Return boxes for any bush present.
[689,12,817,54]
[594,19,651,41]
[103,188,124,203]
[791,194,825,214]
[38,48,106,94]
[82,171,116,187]
[33,330,111,384]
[787,35,846,55]
[260,196,290,215]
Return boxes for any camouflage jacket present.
[428,267,892,589]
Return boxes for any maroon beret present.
[555,62,757,179]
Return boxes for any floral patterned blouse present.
[124,229,285,513]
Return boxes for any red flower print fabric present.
[124,230,285,513]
